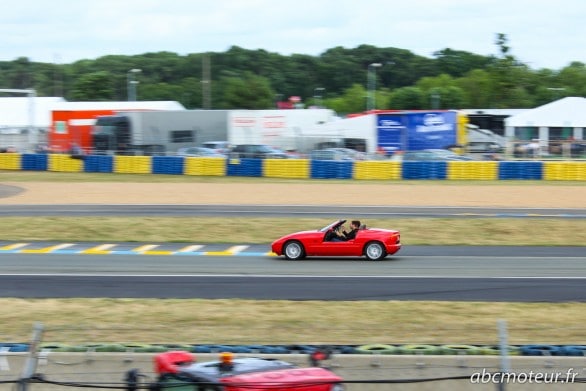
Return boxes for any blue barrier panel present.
[402,161,447,179]
[152,156,184,175]
[21,154,48,171]
[498,161,543,180]
[226,158,262,177]
[310,161,353,179]
[0,343,29,352]
[519,344,563,356]
[561,345,586,356]
[84,155,114,173]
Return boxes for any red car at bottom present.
[150,350,343,391]
[271,219,401,261]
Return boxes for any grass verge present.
[2,299,585,345]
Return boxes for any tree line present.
[0,34,584,115]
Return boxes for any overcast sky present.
[1,0,584,70]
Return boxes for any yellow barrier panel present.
[113,156,152,174]
[447,161,498,180]
[184,157,226,176]
[48,154,83,172]
[353,161,402,180]
[264,159,309,179]
[0,153,20,170]
[543,161,586,181]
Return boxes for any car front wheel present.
[283,241,305,260]
[364,241,387,261]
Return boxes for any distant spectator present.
[69,143,85,159]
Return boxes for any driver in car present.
[332,220,361,242]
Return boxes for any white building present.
[0,96,66,150]
[505,97,586,142]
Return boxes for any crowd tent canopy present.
[0,97,66,130]
[0,98,185,130]
[505,97,586,141]
[50,100,185,112]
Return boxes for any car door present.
[314,231,361,256]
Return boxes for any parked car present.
[310,149,351,161]
[400,149,474,161]
[467,141,504,153]
[177,147,225,157]
[230,144,288,159]
[328,148,367,160]
[201,141,231,154]
[271,219,402,261]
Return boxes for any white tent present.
[0,98,186,130]
[0,97,66,129]
[505,97,586,140]
[50,100,185,112]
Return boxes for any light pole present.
[127,68,142,101]
[367,63,382,111]
[431,91,441,109]
[314,87,325,108]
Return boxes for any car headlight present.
[331,383,345,391]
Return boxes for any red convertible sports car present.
[271,219,401,261]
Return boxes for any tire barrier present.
[3,342,586,355]
[21,153,47,171]
[157,344,194,351]
[440,344,483,355]
[122,344,168,353]
[227,158,262,177]
[519,344,564,356]
[0,343,29,352]
[310,160,353,179]
[397,344,444,355]
[560,345,586,356]
[355,344,399,355]
[152,156,184,175]
[39,343,87,352]
[4,153,586,180]
[499,161,543,180]
[402,161,447,180]
[479,345,521,356]
[96,344,128,352]
[83,155,114,173]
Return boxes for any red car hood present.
[274,231,319,242]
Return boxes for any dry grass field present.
[1,171,584,345]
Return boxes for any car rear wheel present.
[364,241,386,261]
[283,241,305,260]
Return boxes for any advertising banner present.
[377,111,457,152]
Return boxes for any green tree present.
[489,33,529,107]
[326,83,369,115]
[388,86,425,109]
[557,62,586,97]
[71,71,115,101]
[433,48,492,77]
[456,69,494,107]
[219,72,274,109]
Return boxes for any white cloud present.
[0,0,584,69]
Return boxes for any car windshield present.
[257,145,274,153]
[319,220,346,232]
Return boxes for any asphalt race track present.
[0,203,584,302]
[0,246,585,301]
[0,204,585,218]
